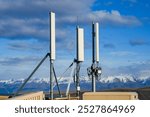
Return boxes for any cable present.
[52,61,74,88]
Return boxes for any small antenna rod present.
[77,16,79,26]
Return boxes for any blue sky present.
[0,0,150,80]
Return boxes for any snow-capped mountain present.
[0,77,89,87]
[0,73,150,94]
[138,70,150,81]
[100,74,136,83]
[0,73,150,84]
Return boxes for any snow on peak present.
[1,72,150,84]
[100,74,136,83]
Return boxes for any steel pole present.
[50,60,54,99]
[92,23,96,92]
[53,66,61,97]
[76,62,80,97]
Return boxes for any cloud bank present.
[0,0,141,42]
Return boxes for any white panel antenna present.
[76,27,84,62]
[95,23,99,62]
[50,12,55,60]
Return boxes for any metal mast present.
[76,26,84,97]
[50,12,55,100]
[92,23,96,92]
[14,12,61,99]
[87,22,102,92]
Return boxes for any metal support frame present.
[14,53,61,98]
[14,53,49,96]
[58,59,81,97]
[53,67,61,97]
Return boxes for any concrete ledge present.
[82,92,138,100]
[0,96,9,100]
[54,96,79,100]
[9,91,45,100]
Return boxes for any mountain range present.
[0,73,150,95]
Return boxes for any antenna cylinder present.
[50,12,55,60]
[76,27,84,62]
[92,22,100,63]
[95,23,99,62]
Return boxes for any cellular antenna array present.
[0,11,139,101]
[14,12,101,99]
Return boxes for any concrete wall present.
[9,91,45,100]
[82,92,138,100]
[0,96,9,100]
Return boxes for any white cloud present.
[58,10,141,26]
[88,10,141,26]
[0,0,94,17]
[0,0,142,42]
[0,18,48,39]
[110,51,137,56]
[0,56,74,79]
[0,0,144,80]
